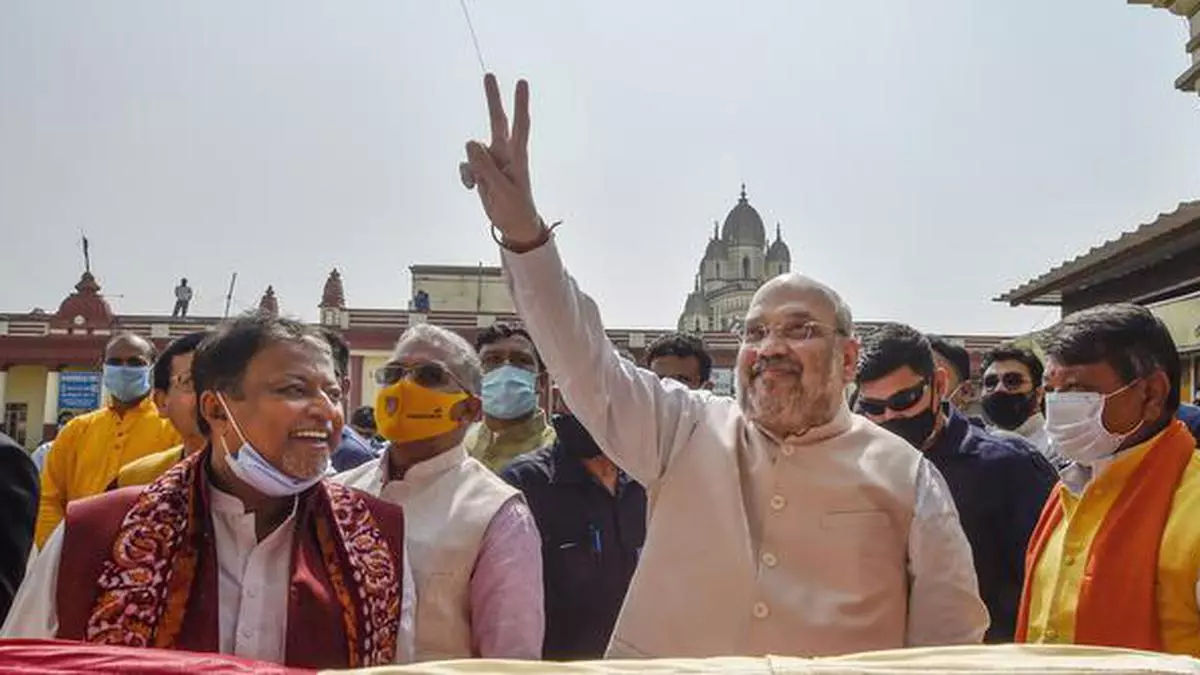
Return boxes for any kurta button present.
[752,602,769,619]
[1045,628,1058,641]
[1064,555,1075,566]
[761,552,778,568]
[770,495,786,511]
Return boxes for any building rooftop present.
[995,201,1200,306]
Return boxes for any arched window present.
[715,261,720,277]
[742,257,750,278]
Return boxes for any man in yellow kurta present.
[114,332,210,488]
[1016,304,1200,657]
[35,332,181,547]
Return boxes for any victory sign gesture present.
[464,74,545,250]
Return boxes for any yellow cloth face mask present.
[375,379,470,443]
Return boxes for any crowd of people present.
[0,73,1199,668]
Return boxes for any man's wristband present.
[492,219,561,253]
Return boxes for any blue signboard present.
[58,371,102,411]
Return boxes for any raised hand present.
[464,74,544,248]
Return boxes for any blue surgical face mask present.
[481,365,538,420]
[216,393,327,498]
[103,364,152,403]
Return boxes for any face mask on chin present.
[215,393,327,498]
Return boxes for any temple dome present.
[766,224,791,263]
[55,272,114,325]
[720,185,766,247]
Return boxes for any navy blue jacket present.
[331,426,379,473]
[0,432,37,625]
[925,408,1058,643]
[501,444,646,660]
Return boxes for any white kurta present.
[992,413,1062,467]
[1,486,416,665]
[501,239,989,658]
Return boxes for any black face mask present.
[981,392,1037,431]
[880,405,937,449]
[551,413,603,459]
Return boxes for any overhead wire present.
[458,0,487,74]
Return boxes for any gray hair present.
[825,287,855,338]
[755,273,855,338]
[390,323,483,394]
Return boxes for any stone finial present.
[320,268,345,309]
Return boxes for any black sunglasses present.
[983,372,1028,390]
[373,361,463,390]
[855,381,928,416]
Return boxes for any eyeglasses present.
[855,381,929,416]
[739,321,841,346]
[373,361,466,390]
[983,372,1029,391]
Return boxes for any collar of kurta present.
[377,443,468,487]
[1060,425,1171,496]
[755,400,855,448]
[1016,412,1046,439]
[105,395,158,418]
[479,410,550,445]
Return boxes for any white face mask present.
[216,393,327,497]
[1045,382,1142,465]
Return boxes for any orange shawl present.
[1015,419,1195,651]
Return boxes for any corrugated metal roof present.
[995,201,1200,306]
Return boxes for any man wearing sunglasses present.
[461,73,987,658]
[855,323,1057,643]
[980,347,1063,468]
[333,323,544,661]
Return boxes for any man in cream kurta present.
[459,73,988,658]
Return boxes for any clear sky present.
[2,1,1198,336]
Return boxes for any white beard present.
[737,346,842,437]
